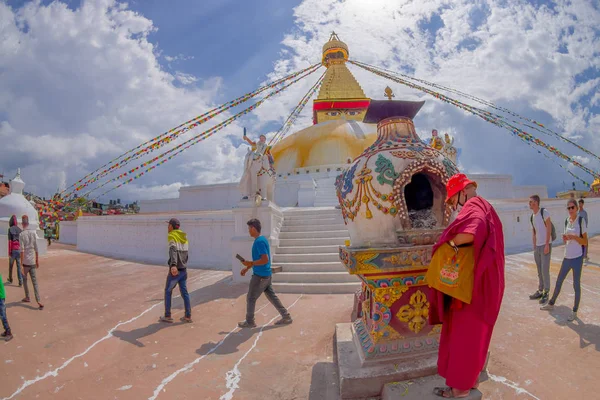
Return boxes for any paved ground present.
[1,239,598,400]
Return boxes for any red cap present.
[445,173,477,202]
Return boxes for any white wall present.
[58,221,77,245]
[76,211,234,269]
[139,198,179,214]
[492,198,600,253]
[178,183,240,212]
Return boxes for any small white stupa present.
[0,169,47,256]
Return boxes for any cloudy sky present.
[0,0,598,202]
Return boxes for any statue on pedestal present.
[429,129,444,151]
[441,133,458,165]
[238,129,276,203]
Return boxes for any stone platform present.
[336,322,438,399]
[381,376,482,400]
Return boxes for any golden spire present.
[317,32,366,100]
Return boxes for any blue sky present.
[0,0,599,201]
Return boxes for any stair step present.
[283,207,337,215]
[277,245,341,254]
[272,282,361,294]
[283,217,343,226]
[272,271,358,284]
[279,230,349,239]
[273,253,341,263]
[281,224,347,232]
[277,261,347,272]
[284,212,342,221]
[279,238,347,247]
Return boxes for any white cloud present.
[0,0,243,201]
[259,0,600,193]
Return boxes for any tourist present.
[541,199,588,321]
[159,218,192,323]
[0,182,9,198]
[528,195,553,305]
[7,215,23,286]
[0,274,13,341]
[20,215,44,309]
[578,199,589,263]
[430,173,505,398]
[238,218,292,328]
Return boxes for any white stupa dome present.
[0,169,40,230]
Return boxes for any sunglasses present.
[567,206,576,210]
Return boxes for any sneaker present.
[540,303,554,311]
[274,316,293,325]
[238,320,256,328]
[529,290,543,300]
[180,316,193,323]
[2,331,13,341]
[38,303,44,310]
[539,292,549,304]
[568,311,578,322]
[21,297,31,303]
[159,316,174,323]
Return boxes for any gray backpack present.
[530,207,557,242]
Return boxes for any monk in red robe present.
[431,173,505,398]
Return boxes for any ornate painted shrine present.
[335,99,458,388]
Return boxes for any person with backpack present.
[578,199,589,263]
[541,199,588,321]
[528,195,555,305]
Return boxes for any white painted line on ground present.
[1,271,225,400]
[220,295,303,400]
[148,302,271,400]
[488,373,541,400]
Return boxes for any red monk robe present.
[429,196,505,391]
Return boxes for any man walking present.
[578,199,589,263]
[160,218,192,323]
[0,274,13,341]
[7,215,23,286]
[529,195,553,304]
[20,215,44,309]
[238,218,292,328]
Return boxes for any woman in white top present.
[541,199,588,321]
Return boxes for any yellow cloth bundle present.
[426,243,475,304]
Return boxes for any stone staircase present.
[272,207,361,294]
[314,177,340,207]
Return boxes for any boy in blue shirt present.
[238,218,292,328]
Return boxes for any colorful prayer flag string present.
[62,63,321,198]
[83,64,323,199]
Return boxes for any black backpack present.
[564,216,585,254]
[530,207,557,242]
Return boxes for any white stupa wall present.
[75,212,234,269]
[58,221,78,245]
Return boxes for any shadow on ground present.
[309,333,340,400]
[196,324,286,356]
[550,305,600,351]
[113,276,246,347]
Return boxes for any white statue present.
[442,133,458,165]
[238,129,276,202]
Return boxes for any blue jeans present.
[549,256,583,312]
[164,269,191,318]
[0,298,10,332]
[8,250,23,284]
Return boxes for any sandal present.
[159,316,173,323]
[22,298,31,303]
[433,387,470,398]
[180,317,193,323]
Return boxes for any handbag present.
[426,242,475,304]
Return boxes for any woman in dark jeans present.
[541,199,588,321]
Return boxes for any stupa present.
[0,169,47,256]
[270,32,378,174]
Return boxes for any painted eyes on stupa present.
[325,110,361,117]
